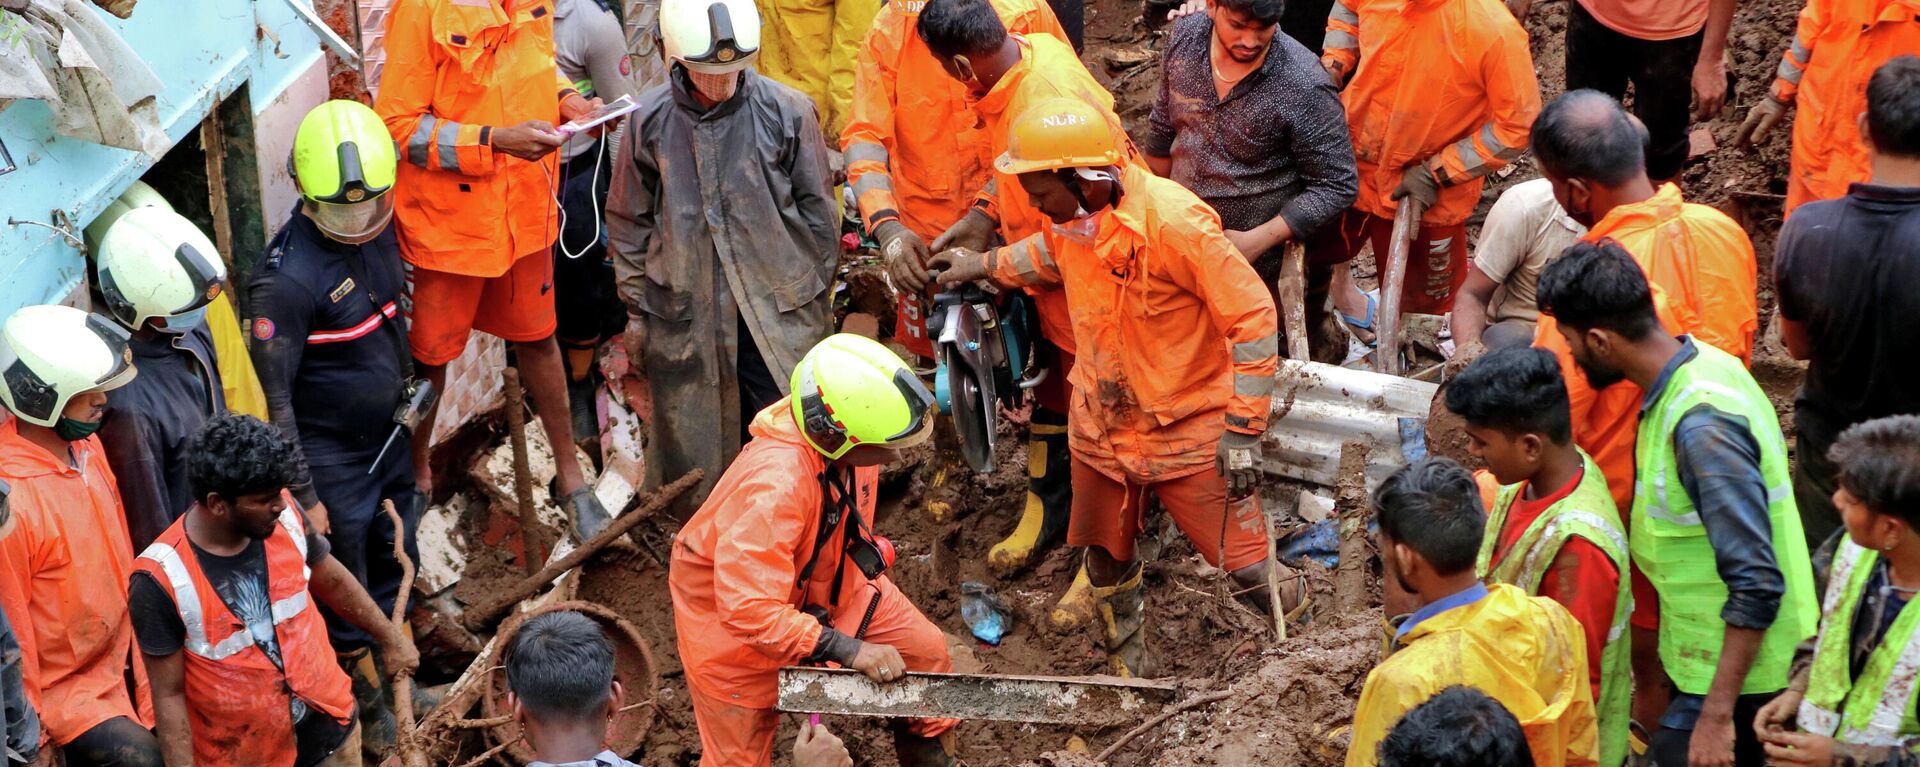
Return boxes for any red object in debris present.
[842,232,861,253]
[875,535,896,570]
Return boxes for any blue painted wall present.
[0,0,326,318]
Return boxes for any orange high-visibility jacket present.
[1534,184,1758,512]
[972,34,1141,355]
[842,0,1065,241]
[1324,0,1542,227]
[134,503,354,767]
[376,0,575,277]
[1769,0,1920,215]
[0,417,152,746]
[987,165,1280,482]
[669,402,927,708]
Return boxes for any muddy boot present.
[341,647,397,760]
[562,487,613,541]
[1093,565,1154,678]
[1048,562,1101,630]
[988,420,1072,574]
[892,724,956,767]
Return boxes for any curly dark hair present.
[187,414,309,502]
[1380,686,1535,767]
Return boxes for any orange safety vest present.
[1323,0,1541,227]
[134,504,355,767]
[1770,0,1920,215]
[375,0,574,277]
[970,34,1142,355]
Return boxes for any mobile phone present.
[557,95,641,135]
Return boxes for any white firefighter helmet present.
[660,0,760,74]
[0,305,136,427]
[94,206,227,331]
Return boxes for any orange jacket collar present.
[972,36,1035,115]
[1588,182,1686,240]
[0,415,83,479]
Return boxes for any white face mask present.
[688,69,740,102]
[1052,206,1102,244]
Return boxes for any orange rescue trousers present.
[1065,457,1268,572]
[686,577,955,767]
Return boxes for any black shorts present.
[1564,1,1705,181]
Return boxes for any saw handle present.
[1016,366,1050,390]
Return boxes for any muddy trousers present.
[1065,459,1268,574]
[313,452,421,649]
[687,580,955,766]
[1649,693,1773,767]
[61,717,162,767]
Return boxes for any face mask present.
[688,69,740,102]
[306,196,394,245]
[1051,206,1102,245]
[161,304,208,333]
[55,417,102,442]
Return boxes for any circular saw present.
[930,287,1044,473]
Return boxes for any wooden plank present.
[1278,241,1309,361]
[777,668,1178,727]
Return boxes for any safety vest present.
[1476,450,1631,767]
[134,505,355,767]
[1797,538,1920,745]
[1629,340,1818,695]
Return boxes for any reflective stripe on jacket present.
[1629,340,1817,695]
[1322,0,1540,226]
[133,502,355,767]
[1798,538,1920,746]
[970,34,1142,354]
[375,0,574,276]
[1769,0,1920,214]
[1477,450,1632,767]
[842,0,1065,240]
[1345,583,1600,767]
[987,165,1279,482]
[1535,183,1757,514]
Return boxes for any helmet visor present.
[883,368,935,447]
[305,196,393,245]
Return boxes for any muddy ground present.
[420,0,1816,763]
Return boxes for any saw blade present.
[948,356,995,473]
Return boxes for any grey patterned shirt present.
[1147,13,1357,258]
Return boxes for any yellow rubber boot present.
[1092,565,1152,678]
[987,421,1071,574]
[1048,563,1101,630]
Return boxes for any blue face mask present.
[162,304,208,333]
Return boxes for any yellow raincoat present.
[756,0,881,136]
[1346,583,1599,767]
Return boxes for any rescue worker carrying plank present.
[131,414,419,767]
[669,335,956,767]
[375,0,612,540]
[247,99,426,757]
[907,0,1140,623]
[607,0,840,522]
[1319,0,1541,344]
[929,97,1301,677]
[0,305,160,767]
[88,205,231,552]
[1736,0,1920,215]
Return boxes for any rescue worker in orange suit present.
[1528,89,1758,738]
[1736,0,1920,215]
[130,415,419,767]
[844,0,1068,572]
[0,305,159,767]
[930,97,1304,677]
[1320,0,1541,345]
[904,0,1141,624]
[375,0,613,540]
[669,334,956,767]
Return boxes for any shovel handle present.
[1373,197,1426,376]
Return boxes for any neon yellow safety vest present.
[1476,449,1632,767]
[1798,538,1920,746]
[1629,340,1818,695]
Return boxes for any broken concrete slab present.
[415,493,471,596]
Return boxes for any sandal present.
[1340,290,1379,350]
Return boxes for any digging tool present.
[502,366,544,575]
[929,286,1044,472]
[1373,196,1427,376]
[382,499,428,767]
[776,668,1177,726]
[463,469,704,631]
[1278,241,1310,361]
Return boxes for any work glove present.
[876,220,934,293]
[1390,164,1441,210]
[927,248,992,287]
[1736,96,1792,148]
[931,209,997,255]
[1215,430,1263,500]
